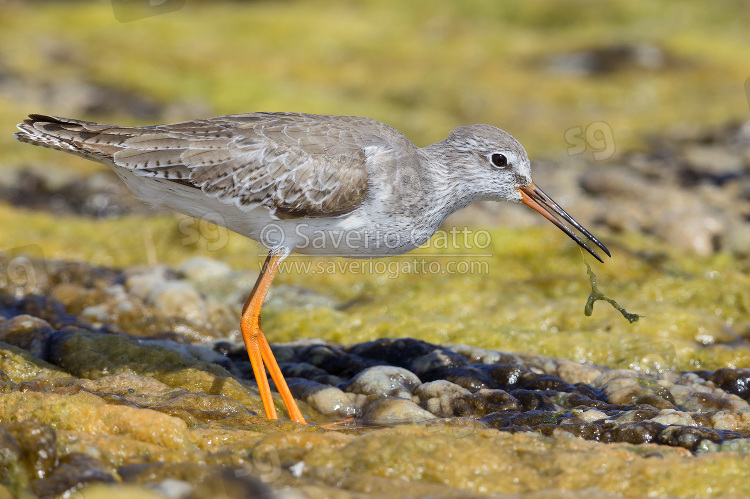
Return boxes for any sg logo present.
[565,121,616,161]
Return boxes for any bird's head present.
[443,124,610,262]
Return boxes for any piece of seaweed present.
[581,251,642,323]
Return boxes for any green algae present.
[0,341,71,384]
[283,425,750,497]
[581,252,642,323]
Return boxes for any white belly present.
[111,165,439,258]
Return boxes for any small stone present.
[576,409,609,423]
[710,368,750,401]
[518,373,572,392]
[417,381,520,419]
[657,425,744,452]
[32,453,116,498]
[415,380,470,414]
[0,315,54,359]
[481,410,561,430]
[146,281,208,325]
[5,421,56,480]
[509,389,558,411]
[653,210,726,256]
[608,421,666,445]
[682,145,744,178]
[674,388,748,413]
[420,367,496,391]
[287,378,357,418]
[650,409,695,427]
[709,411,750,433]
[408,349,467,376]
[341,366,421,399]
[477,363,527,388]
[177,257,232,283]
[123,267,172,301]
[360,397,435,423]
[602,376,676,409]
[346,338,442,370]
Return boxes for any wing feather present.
[15,112,413,218]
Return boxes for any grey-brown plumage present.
[15,112,395,218]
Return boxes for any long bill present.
[517,183,611,263]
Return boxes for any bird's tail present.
[14,114,129,161]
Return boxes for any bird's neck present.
[416,144,482,225]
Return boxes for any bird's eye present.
[491,153,508,167]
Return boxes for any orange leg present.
[241,252,307,424]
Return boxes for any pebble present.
[341,365,421,399]
[360,397,435,423]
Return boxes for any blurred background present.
[0,0,749,370]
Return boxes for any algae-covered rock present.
[0,340,70,383]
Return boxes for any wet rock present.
[517,373,572,392]
[608,421,665,444]
[451,389,521,419]
[33,453,116,498]
[0,315,54,359]
[408,348,467,376]
[288,379,357,418]
[186,468,273,499]
[613,409,660,424]
[419,417,488,438]
[341,366,421,399]
[346,337,446,369]
[682,145,745,180]
[709,368,750,401]
[446,343,522,365]
[147,281,209,325]
[657,425,745,452]
[420,366,496,391]
[360,397,435,423]
[0,340,70,383]
[653,210,726,257]
[0,390,191,449]
[415,380,471,417]
[651,409,698,427]
[601,375,676,409]
[0,427,26,495]
[575,409,610,423]
[481,410,564,430]
[281,362,344,386]
[708,411,750,434]
[475,364,525,390]
[416,381,520,419]
[44,328,267,417]
[119,461,214,485]
[508,389,558,412]
[178,257,233,283]
[12,294,81,330]
[4,421,56,480]
[675,388,748,413]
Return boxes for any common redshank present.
[15,112,609,424]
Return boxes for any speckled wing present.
[16,112,402,218]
